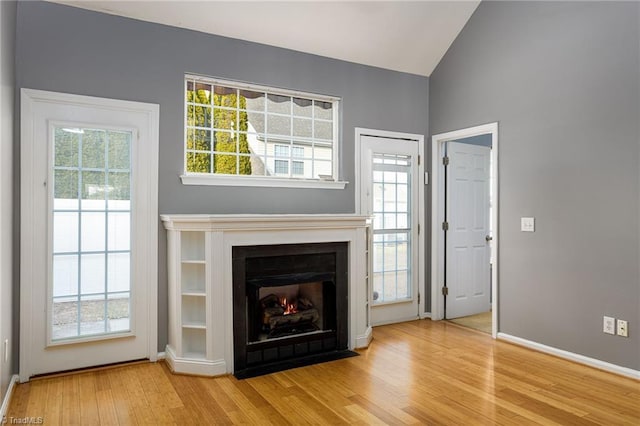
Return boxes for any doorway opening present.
[431,123,498,337]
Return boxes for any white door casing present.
[431,122,498,338]
[445,142,491,318]
[356,128,425,325]
[20,89,159,381]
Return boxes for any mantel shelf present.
[161,214,371,232]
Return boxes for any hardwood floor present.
[448,311,492,334]
[7,320,639,425]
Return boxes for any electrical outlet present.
[616,319,629,337]
[603,316,616,335]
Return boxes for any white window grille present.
[184,75,339,184]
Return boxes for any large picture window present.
[184,75,340,186]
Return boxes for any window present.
[371,153,412,303]
[272,144,305,176]
[52,127,133,339]
[292,161,304,176]
[183,75,341,187]
[274,145,289,158]
[274,160,288,175]
[292,146,304,158]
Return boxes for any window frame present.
[181,74,346,189]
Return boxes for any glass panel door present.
[21,89,157,380]
[51,126,132,342]
[359,134,419,326]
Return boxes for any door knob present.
[485,235,493,242]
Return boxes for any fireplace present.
[233,242,351,378]
[161,214,371,377]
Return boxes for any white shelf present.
[167,229,210,372]
[182,291,205,297]
[182,322,206,329]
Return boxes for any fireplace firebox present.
[233,242,351,378]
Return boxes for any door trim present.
[354,128,426,316]
[20,89,159,381]
[431,123,498,338]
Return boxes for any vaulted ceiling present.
[48,1,480,76]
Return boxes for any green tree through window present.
[186,85,252,174]
[53,128,131,201]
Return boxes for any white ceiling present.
[48,0,480,77]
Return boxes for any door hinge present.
[443,156,450,166]
[442,221,449,231]
[418,155,421,166]
[442,286,449,296]
[418,292,421,304]
[418,223,420,235]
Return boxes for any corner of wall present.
[0,0,17,400]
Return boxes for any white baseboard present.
[498,333,640,380]
[0,375,19,420]
[156,352,166,360]
[355,326,373,349]
[372,315,422,327]
[420,312,432,319]
[165,346,227,377]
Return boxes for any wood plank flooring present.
[7,320,639,425]
[448,311,492,334]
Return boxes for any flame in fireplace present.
[281,297,298,315]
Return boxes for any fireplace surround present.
[161,214,372,377]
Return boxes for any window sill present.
[180,174,348,189]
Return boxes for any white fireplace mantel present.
[161,214,372,376]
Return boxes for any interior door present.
[445,141,491,318]
[360,135,420,325]
[20,90,158,380]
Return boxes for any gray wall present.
[0,0,16,398]
[430,1,639,370]
[15,2,429,354]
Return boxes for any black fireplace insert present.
[232,242,353,378]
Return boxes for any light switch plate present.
[521,217,535,232]
[603,316,616,334]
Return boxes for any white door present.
[445,141,491,318]
[360,135,420,325]
[20,89,158,380]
